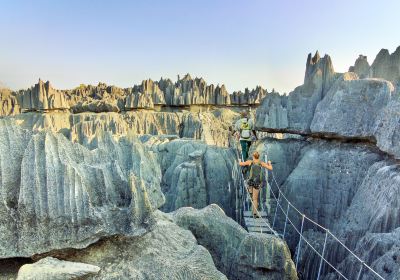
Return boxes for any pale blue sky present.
[0,0,399,93]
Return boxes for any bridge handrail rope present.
[231,138,278,237]
[263,143,386,280]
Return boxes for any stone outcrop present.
[322,160,400,279]
[151,139,240,219]
[256,47,400,159]
[349,55,371,78]
[371,47,400,85]
[348,47,400,86]
[373,99,400,159]
[17,257,100,280]
[5,108,238,148]
[255,91,288,130]
[0,88,21,116]
[252,137,400,279]
[0,75,268,116]
[0,121,164,258]
[310,74,394,139]
[255,51,337,133]
[273,141,381,246]
[173,204,298,280]
[20,79,69,112]
[40,211,227,280]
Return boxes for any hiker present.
[239,151,272,218]
[233,110,257,161]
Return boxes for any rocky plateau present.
[0,46,399,280]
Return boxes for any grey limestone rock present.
[255,51,337,133]
[0,88,21,116]
[255,92,288,130]
[16,257,100,280]
[311,74,394,139]
[262,139,398,280]
[373,98,400,159]
[349,47,400,86]
[349,55,371,78]
[371,47,400,85]
[5,108,238,148]
[323,228,400,280]
[265,140,382,252]
[0,75,268,116]
[20,79,69,112]
[173,204,298,280]
[337,160,400,247]
[72,100,120,113]
[0,122,164,258]
[154,139,240,219]
[53,211,227,280]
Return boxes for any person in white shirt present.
[233,110,258,160]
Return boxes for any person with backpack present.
[239,151,273,218]
[233,110,257,161]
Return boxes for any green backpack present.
[249,161,263,185]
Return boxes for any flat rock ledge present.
[17,257,100,280]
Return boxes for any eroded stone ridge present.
[256,47,400,159]
[253,138,399,280]
[0,74,268,114]
[173,204,298,280]
[349,46,400,85]
[256,51,337,133]
[150,139,240,219]
[0,121,164,258]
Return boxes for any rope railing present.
[229,134,385,280]
[232,140,278,236]
[261,143,386,280]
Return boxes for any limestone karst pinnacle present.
[348,46,400,84]
[0,75,268,115]
[1,46,400,280]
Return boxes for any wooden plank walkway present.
[243,211,276,234]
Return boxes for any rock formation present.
[311,73,394,139]
[0,75,267,116]
[349,46,400,86]
[256,51,337,133]
[17,257,100,280]
[1,45,399,280]
[0,87,21,115]
[151,139,240,219]
[252,46,400,280]
[20,79,70,112]
[348,55,371,78]
[27,211,228,280]
[0,121,164,258]
[256,48,400,159]
[371,47,400,85]
[3,108,238,148]
[173,204,298,280]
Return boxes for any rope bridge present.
[231,140,386,280]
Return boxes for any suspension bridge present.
[232,140,386,280]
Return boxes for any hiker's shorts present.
[247,179,261,189]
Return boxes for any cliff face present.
[0,121,164,258]
[0,74,267,115]
[1,46,399,279]
[173,205,298,280]
[0,83,282,279]
[256,50,400,159]
[152,139,240,219]
[348,46,400,85]
[19,79,70,112]
[256,51,337,133]
[254,46,400,280]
